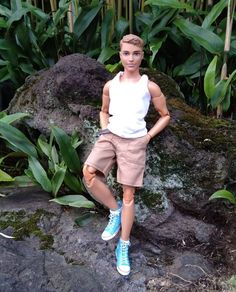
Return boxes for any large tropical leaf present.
[204,55,217,101]
[51,126,81,173]
[51,165,67,197]
[0,112,30,124]
[74,3,102,39]
[0,169,14,182]
[0,121,38,158]
[50,194,95,208]
[64,171,85,193]
[101,8,114,49]
[202,0,228,29]
[174,52,208,77]
[146,0,194,11]
[97,47,117,64]
[174,18,224,54]
[28,156,52,192]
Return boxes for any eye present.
[122,51,129,56]
[134,52,141,57]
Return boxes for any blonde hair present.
[120,34,144,50]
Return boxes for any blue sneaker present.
[101,201,122,241]
[115,238,131,276]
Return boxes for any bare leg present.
[83,164,118,210]
[120,185,135,241]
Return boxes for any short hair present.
[120,34,144,50]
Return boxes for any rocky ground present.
[1,188,236,292]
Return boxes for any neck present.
[122,70,141,81]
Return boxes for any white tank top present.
[107,72,151,138]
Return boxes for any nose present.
[129,54,134,61]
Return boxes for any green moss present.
[139,188,165,211]
[0,209,54,250]
[168,98,236,152]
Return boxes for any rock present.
[0,190,221,291]
[6,53,236,249]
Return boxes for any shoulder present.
[103,80,112,95]
[148,80,162,98]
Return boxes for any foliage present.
[204,55,236,111]
[0,112,94,209]
[209,189,236,205]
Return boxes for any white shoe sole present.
[101,228,120,241]
[117,266,130,276]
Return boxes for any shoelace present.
[106,213,118,229]
[120,242,129,265]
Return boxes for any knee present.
[123,189,135,206]
[83,165,96,186]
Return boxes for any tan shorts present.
[84,132,149,187]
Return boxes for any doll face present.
[119,43,144,72]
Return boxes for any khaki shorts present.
[84,132,149,187]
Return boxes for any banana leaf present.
[0,121,38,158]
[174,18,224,54]
[28,156,52,193]
[51,126,81,173]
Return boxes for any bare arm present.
[147,81,170,139]
[99,81,111,129]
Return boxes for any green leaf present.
[211,79,226,108]
[222,85,231,112]
[174,18,224,54]
[64,171,85,193]
[202,0,227,29]
[28,156,52,192]
[51,166,66,197]
[0,112,30,124]
[0,121,38,158]
[7,8,28,28]
[209,189,236,205]
[74,212,96,227]
[74,4,102,39]
[51,126,81,173]
[114,17,129,41]
[101,9,114,48]
[51,145,59,165]
[37,135,51,157]
[50,194,95,208]
[146,0,194,11]
[0,169,14,182]
[97,47,117,64]
[0,4,11,18]
[174,52,208,77]
[149,35,167,67]
[204,55,218,101]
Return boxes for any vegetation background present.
[0,0,235,118]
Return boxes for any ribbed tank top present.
[107,71,151,138]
